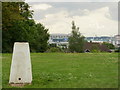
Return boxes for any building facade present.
[85,36,112,43]
[112,35,120,48]
[48,34,70,48]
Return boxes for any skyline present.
[26,2,118,37]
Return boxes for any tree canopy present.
[68,21,85,53]
[103,42,115,49]
[2,2,49,53]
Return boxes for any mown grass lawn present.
[2,53,118,88]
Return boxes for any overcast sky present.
[25,1,118,37]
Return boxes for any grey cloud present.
[25,0,119,2]
[28,2,118,21]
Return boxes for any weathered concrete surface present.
[9,42,32,84]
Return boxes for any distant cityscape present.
[48,34,120,48]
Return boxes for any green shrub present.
[91,49,100,53]
[115,47,120,52]
[46,47,62,53]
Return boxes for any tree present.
[30,23,49,52]
[2,2,28,52]
[2,2,49,53]
[68,21,85,53]
[103,42,115,49]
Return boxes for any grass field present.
[2,53,118,88]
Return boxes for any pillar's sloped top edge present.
[14,42,29,44]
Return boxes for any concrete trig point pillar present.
[9,42,32,86]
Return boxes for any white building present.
[48,34,70,48]
[112,35,120,48]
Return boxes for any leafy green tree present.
[68,21,85,53]
[2,2,24,52]
[30,23,49,52]
[103,42,115,49]
[2,2,32,30]
[2,2,49,53]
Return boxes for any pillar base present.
[9,83,31,87]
